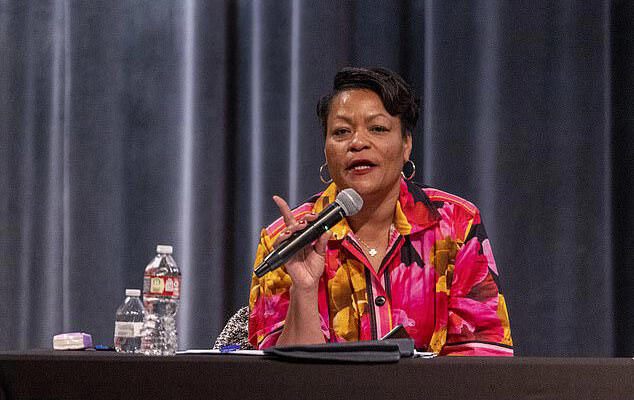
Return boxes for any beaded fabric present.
[212,306,253,350]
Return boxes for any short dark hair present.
[316,67,420,138]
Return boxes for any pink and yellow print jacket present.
[248,179,513,356]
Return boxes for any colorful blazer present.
[248,179,513,356]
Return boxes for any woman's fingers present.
[313,230,332,257]
[272,226,292,247]
[272,195,296,228]
[272,196,321,248]
[272,216,312,247]
[297,212,318,225]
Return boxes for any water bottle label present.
[143,276,180,298]
[115,322,143,338]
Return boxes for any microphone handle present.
[254,204,344,278]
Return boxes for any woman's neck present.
[347,183,400,241]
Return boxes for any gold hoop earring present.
[319,163,332,184]
[401,160,416,181]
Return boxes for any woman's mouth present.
[346,160,377,173]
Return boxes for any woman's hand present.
[272,195,330,346]
[272,195,331,292]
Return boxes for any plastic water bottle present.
[113,289,144,353]
[141,245,181,355]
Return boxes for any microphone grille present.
[335,189,363,216]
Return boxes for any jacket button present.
[375,296,386,306]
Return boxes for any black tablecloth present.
[0,350,632,399]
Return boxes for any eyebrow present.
[364,113,390,122]
[331,113,390,124]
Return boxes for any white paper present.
[176,349,265,356]
[412,350,437,358]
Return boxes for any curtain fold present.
[1,0,632,356]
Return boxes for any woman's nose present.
[349,130,369,150]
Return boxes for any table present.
[0,351,632,399]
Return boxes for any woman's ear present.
[403,133,413,162]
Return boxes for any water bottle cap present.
[156,245,173,254]
[125,289,141,297]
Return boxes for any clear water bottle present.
[141,244,181,355]
[114,289,144,353]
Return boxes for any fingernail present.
[284,229,291,234]
[310,212,316,216]
[299,220,307,225]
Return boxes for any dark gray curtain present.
[1,0,633,357]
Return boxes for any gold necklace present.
[356,236,378,257]
[355,225,393,258]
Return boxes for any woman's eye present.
[371,126,389,133]
[332,128,349,136]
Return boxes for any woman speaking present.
[248,67,513,356]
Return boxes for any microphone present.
[254,188,363,278]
